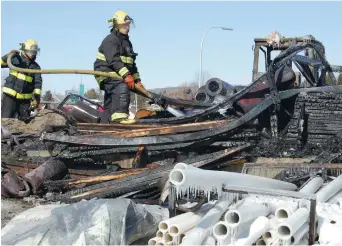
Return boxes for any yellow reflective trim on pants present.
[2,87,32,99]
[120,56,133,64]
[2,87,16,97]
[111,112,129,121]
[118,67,129,77]
[96,52,106,61]
[1,59,7,66]
[132,73,140,80]
[16,93,33,99]
[34,89,41,95]
[95,72,122,85]
[9,70,33,83]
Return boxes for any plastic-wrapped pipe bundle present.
[205,78,234,97]
[194,86,213,104]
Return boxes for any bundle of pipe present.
[150,187,342,245]
[194,86,228,105]
[205,77,234,97]
[161,165,342,245]
[169,163,297,199]
[148,202,214,246]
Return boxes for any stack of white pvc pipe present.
[148,202,213,246]
[152,164,342,246]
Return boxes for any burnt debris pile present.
[1,39,342,207]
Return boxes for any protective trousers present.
[100,79,130,123]
[1,93,30,120]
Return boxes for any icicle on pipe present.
[275,203,298,222]
[299,177,324,194]
[202,235,216,245]
[181,200,232,245]
[158,203,212,232]
[148,237,159,246]
[235,216,270,246]
[225,202,269,227]
[316,175,342,203]
[277,208,309,240]
[213,221,231,243]
[169,209,208,237]
[181,236,188,244]
[169,166,297,199]
[327,190,342,204]
[290,222,309,245]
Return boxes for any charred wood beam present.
[49,145,248,203]
[44,167,154,192]
[41,86,342,148]
[77,122,163,131]
[134,40,333,124]
[77,119,232,137]
[1,157,108,179]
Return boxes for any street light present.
[199,26,233,88]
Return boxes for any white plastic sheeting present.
[1,198,168,245]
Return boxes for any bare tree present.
[179,71,212,89]
[42,90,54,101]
[96,88,104,101]
[85,88,100,99]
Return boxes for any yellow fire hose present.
[6,51,153,99]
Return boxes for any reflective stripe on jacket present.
[1,53,42,100]
[93,30,141,86]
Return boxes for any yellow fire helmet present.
[107,10,135,28]
[19,39,40,56]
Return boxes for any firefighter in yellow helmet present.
[94,10,145,124]
[1,39,43,120]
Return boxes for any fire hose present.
[6,51,212,109]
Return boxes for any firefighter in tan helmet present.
[94,10,145,124]
[1,39,43,120]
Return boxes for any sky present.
[1,1,342,95]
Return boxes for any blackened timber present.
[42,86,342,147]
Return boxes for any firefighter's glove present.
[30,100,38,110]
[124,74,135,89]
